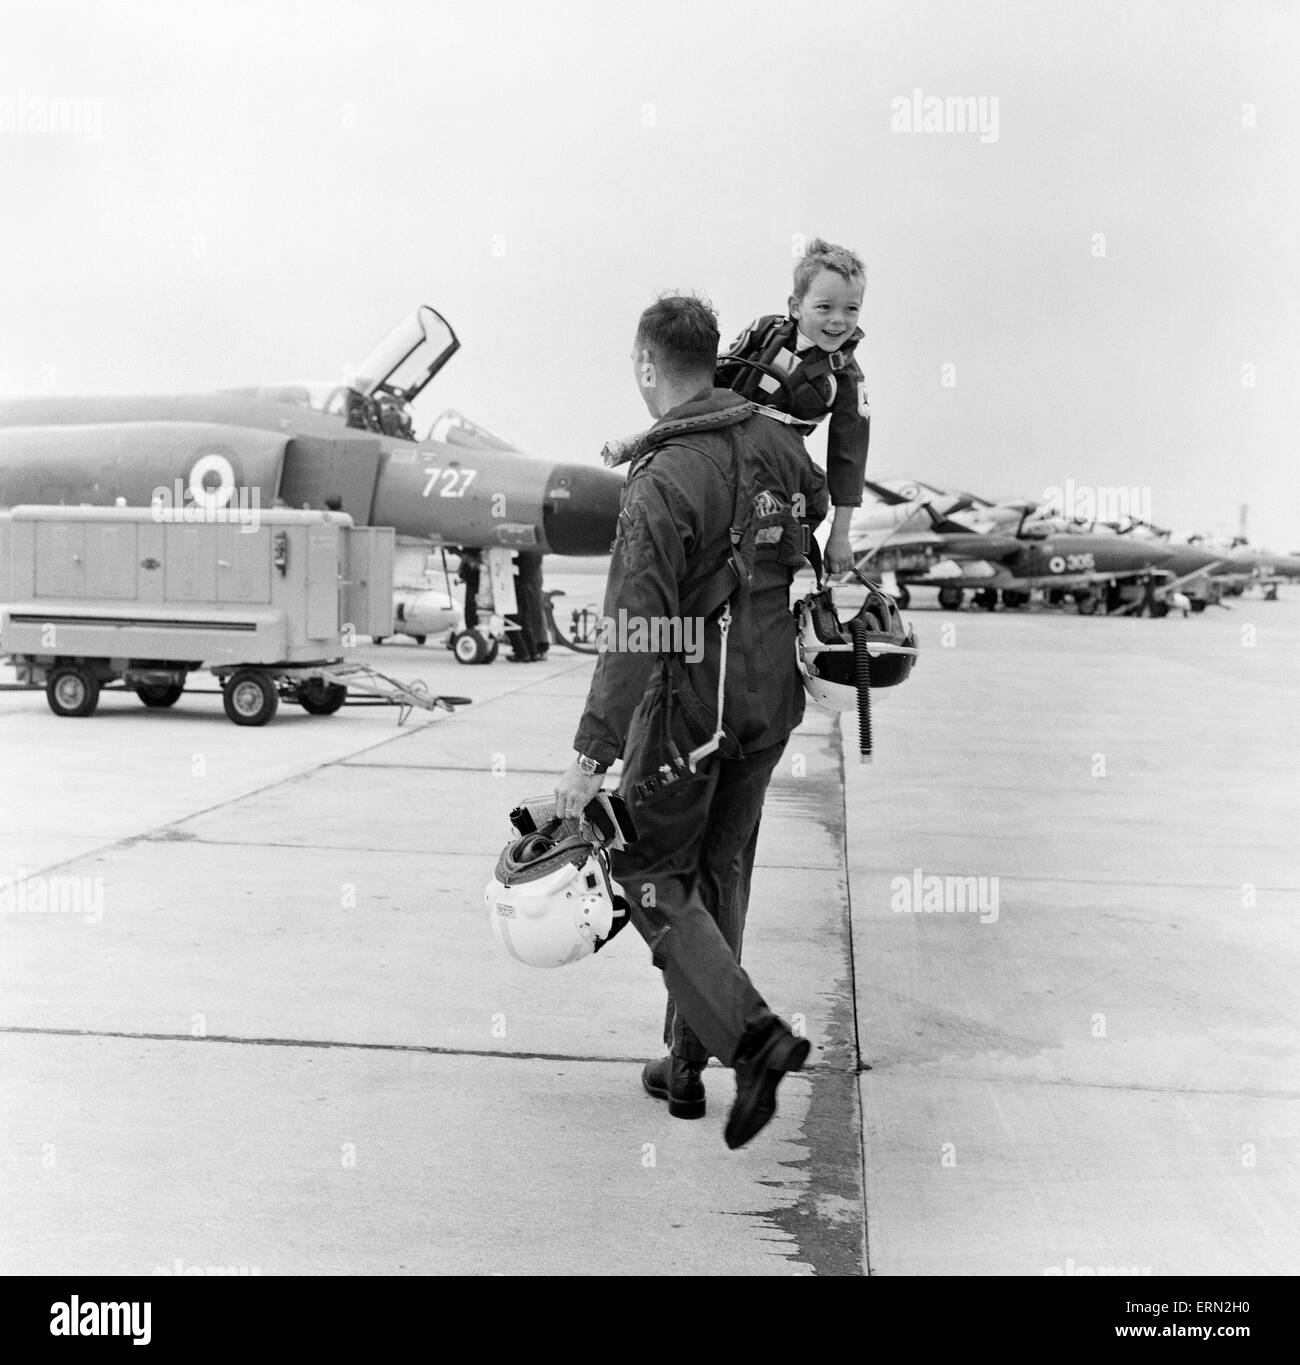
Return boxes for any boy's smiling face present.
[790,269,864,351]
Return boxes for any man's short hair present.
[635,293,719,380]
[793,238,865,299]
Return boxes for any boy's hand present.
[824,528,855,576]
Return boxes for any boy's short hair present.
[635,293,719,379]
[793,238,865,299]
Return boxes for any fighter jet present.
[856,503,1177,613]
[0,306,623,653]
[1197,539,1300,600]
[850,477,1041,543]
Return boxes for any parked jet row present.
[850,480,1297,615]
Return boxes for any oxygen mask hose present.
[852,616,872,762]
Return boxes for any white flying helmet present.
[485,822,629,968]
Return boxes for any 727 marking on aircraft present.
[422,468,477,498]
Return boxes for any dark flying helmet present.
[795,571,918,760]
[796,573,917,706]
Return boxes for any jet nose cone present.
[542,462,622,556]
[1110,542,1174,571]
[1141,544,1177,568]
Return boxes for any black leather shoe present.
[724,1023,810,1149]
[641,1055,706,1119]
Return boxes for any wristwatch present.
[575,752,608,777]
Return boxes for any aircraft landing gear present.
[1001,589,1029,609]
[937,586,964,611]
[974,588,999,611]
[452,628,499,665]
[1074,592,1100,615]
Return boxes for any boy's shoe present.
[724,1022,810,1149]
[641,1055,706,1119]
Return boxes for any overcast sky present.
[2,0,1296,546]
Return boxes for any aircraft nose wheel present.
[452,629,499,664]
[937,586,964,611]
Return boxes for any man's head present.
[632,293,719,417]
[790,238,865,353]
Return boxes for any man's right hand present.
[554,760,605,820]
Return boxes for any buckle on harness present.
[686,602,730,769]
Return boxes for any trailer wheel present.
[47,665,100,718]
[136,683,184,708]
[298,680,347,715]
[223,669,279,726]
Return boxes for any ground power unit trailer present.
[0,505,464,725]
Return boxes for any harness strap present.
[679,424,752,621]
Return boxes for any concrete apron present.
[0,644,866,1276]
[847,599,1300,1276]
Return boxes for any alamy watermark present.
[595,610,703,664]
[151,477,261,532]
[1,91,103,143]
[153,1257,261,1276]
[1041,480,1152,525]
[891,868,999,924]
[1,870,103,924]
[891,89,999,144]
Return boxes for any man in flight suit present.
[554,294,828,1149]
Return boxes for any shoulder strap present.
[679,425,752,620]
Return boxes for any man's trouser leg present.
[613,704,786,1068]
[661,740,786,1064]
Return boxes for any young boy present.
[716,238,870,574]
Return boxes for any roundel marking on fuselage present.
[188,451,237,510]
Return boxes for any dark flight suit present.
[717,314,870,508]
[573,388,829,1067]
